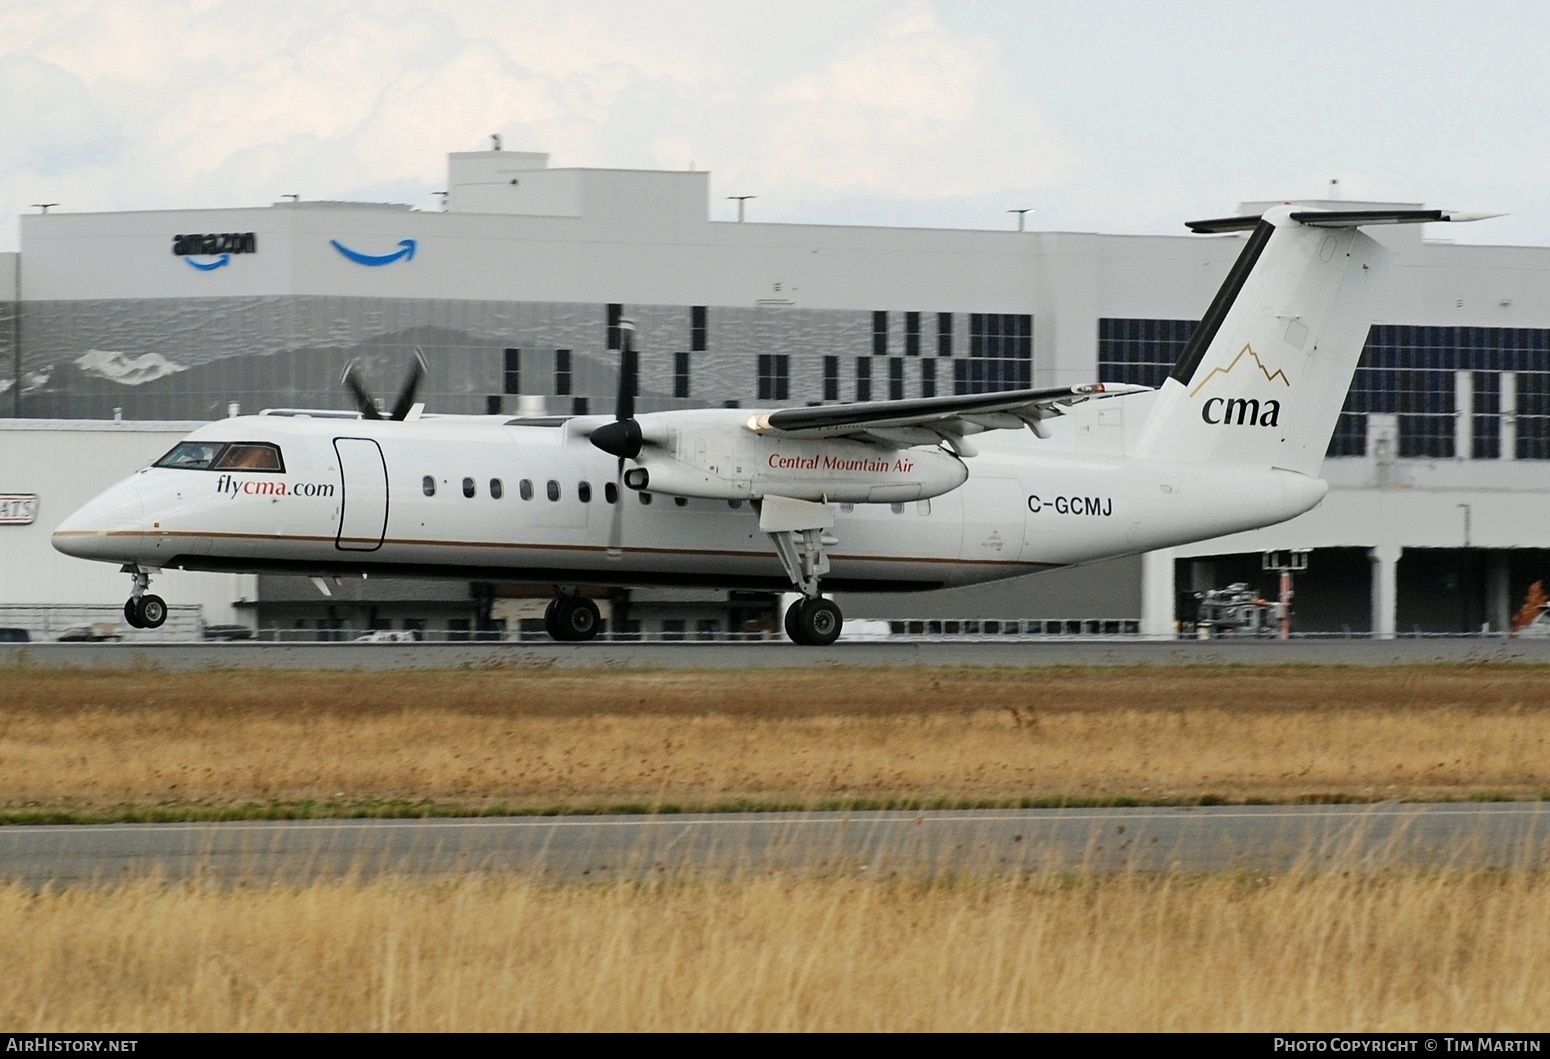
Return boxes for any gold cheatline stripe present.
[59,529,1050,569]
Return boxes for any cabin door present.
[334,437,388,551]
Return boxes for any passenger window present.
[578,481,592,503]
[546,480,561,502]
[462,477,476,498]
[839,503,855,513]
[890,502,904,514]
[519,479,533,501]
[604,482,618,504]
[917,499,931,516]
[639,492,653,505]
[674,496,688,507]
[490,478,504,500]
[422,476,436,497]
[212,443,285,472]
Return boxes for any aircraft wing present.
[744,382,1148,449]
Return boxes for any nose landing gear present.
[121,565,167,630]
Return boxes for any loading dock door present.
[334,437,388,551]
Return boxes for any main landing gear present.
[761,495,844,647]
[784,596,843,647]
[544,590,601,642]
[121,565,167,630]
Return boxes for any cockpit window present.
[155,441,225,470]
[155,441,285,472]
[213,443,285,472]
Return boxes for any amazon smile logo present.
[172,232,257,272]
[330,238,417,267]
[1189,343,1291,397]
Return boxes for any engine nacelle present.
[751,438,967,502]
[629,416,968,503]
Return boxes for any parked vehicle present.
[1516,606,1550,639]
[1191,583,1278,638]
[56,624,123,643]
[0,628,30,643]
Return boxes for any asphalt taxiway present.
[5,638,1550,669]
[2,803,1546,887]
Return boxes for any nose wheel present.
[124,595,168,630]
[121,566,167,629]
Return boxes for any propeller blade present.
[388,348,429,421]
[616,319,637,423]
[590,319,645,458]
[340,360,383,420]
[607,457,626,557]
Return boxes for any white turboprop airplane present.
[52,205,1492,644]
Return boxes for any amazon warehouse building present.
[3,147,1550,642]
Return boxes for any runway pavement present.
[3,803,1547,887]
[6,638,1550,669]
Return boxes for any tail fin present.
[1134,205,1493,476]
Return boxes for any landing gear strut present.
[544,590,601,642]
[761,496,844,647]
[121,565,167,630]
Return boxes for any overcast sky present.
[1,0,1545,250]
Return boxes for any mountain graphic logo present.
[330,238,417,267]
[1189,343,1291,396]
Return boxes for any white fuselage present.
[53,407,1328,594]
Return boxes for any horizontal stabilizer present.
[1188,208,1501,234]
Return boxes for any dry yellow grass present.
[2,665,1549,812]
[3,869,1548,1031]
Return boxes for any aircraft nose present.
[52,480,145,560]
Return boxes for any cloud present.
[0,52,131,177]
[0,0,1081,248]
[755,5,1082,199]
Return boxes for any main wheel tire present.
[124,599,145,629]
[783,600,804,643]
[138,594,168,629]
[543,599,562,641]
[792,597,843,647]
[554,596,601,642]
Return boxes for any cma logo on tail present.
[1192,343,1290,427]
[1202,395,1281,427]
